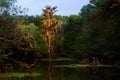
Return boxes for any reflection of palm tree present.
[46,62,53,80]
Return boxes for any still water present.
[0,62,120,80]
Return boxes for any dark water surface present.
[0,62,120,80]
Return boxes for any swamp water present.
[0,61,119,80]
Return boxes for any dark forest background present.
[0,0,120,72]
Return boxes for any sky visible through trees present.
[16,0,89,16]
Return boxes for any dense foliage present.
[0,0,120,72]
[64,0,120,64]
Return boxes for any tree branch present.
[0,37,12,42]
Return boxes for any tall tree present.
[0,0,36,72]
[0,0,27,16]
[41,6,63,60]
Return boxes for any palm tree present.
[42,6,62,61]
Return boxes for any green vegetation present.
[53,64,120,68]
[0,72,40,77]
[0,0,120,73]
[41,57,72,61]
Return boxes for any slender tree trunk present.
[48,49,52,62]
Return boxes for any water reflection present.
[46,61,52,80]
[0,62,120,80]
[42,61,120,80]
